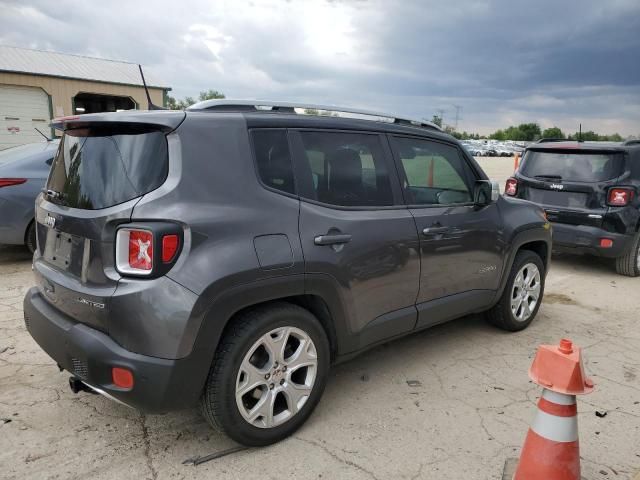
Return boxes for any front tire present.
[487,250,545,331]
[200,302,330,446]
[615,232,640,277]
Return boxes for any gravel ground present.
[1,157,639,480]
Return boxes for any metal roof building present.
[0,45,171,149]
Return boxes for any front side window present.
[296,131,393,207]
[393,137,473,205]
[251,129,296,194]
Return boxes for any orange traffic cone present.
[513,339,594,480]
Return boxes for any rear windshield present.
[46,127,168,209]
[521,150,624,182]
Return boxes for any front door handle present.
[314,234,352,246]
[422,226,449,236]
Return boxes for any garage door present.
[0,85,51,151]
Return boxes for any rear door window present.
[47,127,168,209]
[293,131,394,207]
[521,151,624,182]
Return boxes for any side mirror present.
[474,180,499,206]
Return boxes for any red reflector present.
[505,178,518,196]
[162,234,179,263]
[0,178,27,188]
[608,188,634,206]
[128,230,153,270]
[600,238,614,248]
[112,367,134,389]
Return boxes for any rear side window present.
[47,127,168,209]
[521,151,625,182]
[251,129,295,194]
[296,131,393,207]
[393,137,473,205]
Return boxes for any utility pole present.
[453,105,462,131]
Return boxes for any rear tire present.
[487,250,545,331]
[200,302,330,446]
[615,232,640,277]
[25,221,36,254]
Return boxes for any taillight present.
[128,230,153,270]
[0,178,27,188]
[162,234,179,263]
[607,187,634,207]
[505,177,518,196]
[115,225,182,277]
[116,228,154,276]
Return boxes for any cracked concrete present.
[0,159,639,480]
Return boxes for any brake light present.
[128,230,153,270]
[115,228,154,275]
[607,187,634,207]
[112,367,134,389]
[0,178,27,188]
[505,177,518,196]
[162,234,179,263]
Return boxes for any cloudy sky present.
[1,0,639,136]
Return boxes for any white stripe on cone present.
[542,389,576,406]
[531,410,579,442]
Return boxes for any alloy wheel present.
[510,263,541,322]
[235,327,318,429]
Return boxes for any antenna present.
[138,64,166,110]
[34,127,52,141]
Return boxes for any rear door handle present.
[314,234,352,246]
[422,226,449,236]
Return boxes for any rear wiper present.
[534,175,563,181]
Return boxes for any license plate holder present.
[43,229,74,269]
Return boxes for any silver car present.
[0,140,59,252]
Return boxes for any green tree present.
[431,114,443,127]
[198,89,225,101]
[166,90,225,110]
[516,123,542,141]
[542,127,564,139]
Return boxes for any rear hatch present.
[34,113,183,331]
[516,147,625,228]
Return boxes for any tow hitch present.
[68,376,97,395]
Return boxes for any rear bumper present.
[551,222,633,258]
[23,287,205,413]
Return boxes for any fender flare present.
[494,226,552,302]
[182,272,350,399]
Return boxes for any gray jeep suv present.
[24,101,551,446]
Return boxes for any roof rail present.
[622,139,640,146]
[187,99,443,131]
[537,138,570,143]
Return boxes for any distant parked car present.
[0,140,59,252]
[461,143,484,156]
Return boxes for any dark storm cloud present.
[1,0,639,135]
